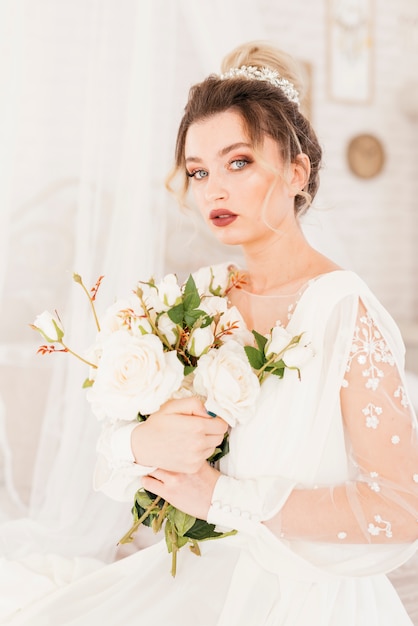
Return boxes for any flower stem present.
[153,500,169,533]
[137,292,174,351]
[118,496,162,544]
[256,352,281,381]
[170,533,178,577]
[60,341,97,369]
[74,275,101,333]
[189,539,201,556]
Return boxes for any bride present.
[2,40,418,625]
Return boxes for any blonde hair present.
[221,40,307,103]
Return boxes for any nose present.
[203,173,228,202]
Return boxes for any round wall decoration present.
[346,133,385,179]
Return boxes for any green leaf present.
[133,502,154,527]
[199,314,214,329]
[134,490,154,509]
[252,329,268,352]
[207,433,229,464]
[244,345,265,370]
[183,275,201,311]
[188,309,212,326]
[268,366,285,378]
[167,506,196,536]
[182,309,212,330]
[82,378,94,388]
[183,364,196,376]
[164,520,189,554]
[132,490,164,527]
[184,518,225,540]
[267,359,285,378]
[167,303,184,324]
[177,534,190,549]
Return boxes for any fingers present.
[206,416,228,434]
[141,474,166,499]
[160,396,208,417]
[145,468,169,482]
[158,397,228,434]
[205,432,226,449]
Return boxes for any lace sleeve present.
[277,300,418,545]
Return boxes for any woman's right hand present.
[130,397,228,473]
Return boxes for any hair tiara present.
[219,65,300,106]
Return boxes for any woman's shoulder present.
[300,269,405,359]
[308,268,371,297]
[303,269,387,319]
[290,268,375,331]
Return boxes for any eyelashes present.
[186,158,253,179]
[229,158,251,170]
[186,169,208,180]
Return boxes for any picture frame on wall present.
[327,0,374,104]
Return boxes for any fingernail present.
[207,410,217,418]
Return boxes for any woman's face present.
[184,109,298,250]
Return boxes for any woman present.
[5,41,418,625]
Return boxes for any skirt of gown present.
[1,533,414,626]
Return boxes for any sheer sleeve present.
[276,299,418,546]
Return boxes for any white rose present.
[193,341,260,427]
[192,264,232,297]
[187,325,215,357]
[99,297,152,336]
[156,274,182,309]
[199,298,252,346]
[157,312,179,346]
[86,330,184,421]
[282,344,315,369]
[199,295,227,318]
[216,304,254,346]
[265,325,293,357]
[32,311,64,342]
[139,282,167,315]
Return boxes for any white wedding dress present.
[1,269,418,625]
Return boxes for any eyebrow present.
[185,142,252,164]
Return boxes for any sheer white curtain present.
[0,0,265,561]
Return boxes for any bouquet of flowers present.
[32,264,314,575]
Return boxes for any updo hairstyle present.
[168,41,322,216]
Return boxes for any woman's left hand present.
[141,462,220,521]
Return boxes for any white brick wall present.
[258,0,418,326]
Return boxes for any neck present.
[240,223,318,294]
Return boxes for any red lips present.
[209,209,238,227]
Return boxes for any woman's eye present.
[230,159,249,170]
[187,169,208,180]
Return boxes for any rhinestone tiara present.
[219,65,300,106]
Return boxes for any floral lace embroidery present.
[368,471,381,492]
[362,403,382,429]
[368,515,393,538]
[394,385,409,408]
[344,312,395,391]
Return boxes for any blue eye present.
[230,159,249,170]
[187,169,208,180]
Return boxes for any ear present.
[288,153,310,196]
